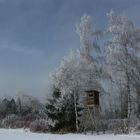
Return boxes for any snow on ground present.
[0,129,140,140]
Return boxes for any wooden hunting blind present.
[78,90,101,133]
[86,90,99,107]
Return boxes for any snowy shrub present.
[0,119,2,128]
[106,119,129,134]
[1,114,19,128]
[1,115,32,128]
[30,119,48,133]
[14,120,25,128]
[129,118,140,134]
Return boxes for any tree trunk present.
[74,93,79,132]
[126,71,132,119]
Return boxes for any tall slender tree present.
[106,10,140,119]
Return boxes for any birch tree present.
[106,10,140,119]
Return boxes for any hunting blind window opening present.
[86,90,99,107]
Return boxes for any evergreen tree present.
[10,99,17,114]
[46,87,82,132]
[0,98,17,117]
[46,87,62,131]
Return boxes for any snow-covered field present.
[0,129,140,140]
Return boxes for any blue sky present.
[0,0,140,100]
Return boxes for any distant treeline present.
[0,95,48,132]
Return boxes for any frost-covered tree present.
[46,87,63,131]
[16,94,44,119]
[76,14,110,112]
[51,51,84,131]
[76,14,94,63]
[106,10,140,119]
[50,15,104,131]
[76,14,105,72]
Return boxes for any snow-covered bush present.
[128,118,140,134]
[134,122,140,134]
[30,119,48,133]
[1,115,33,129]
[1,114,19,128]
[105,119,129,134]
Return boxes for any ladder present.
[79,106,101,133]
